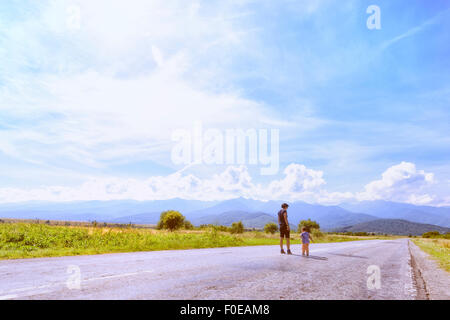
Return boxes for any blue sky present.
[0,0,449,205]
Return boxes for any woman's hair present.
[281,203,289,209]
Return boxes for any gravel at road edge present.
[409,240,450,300]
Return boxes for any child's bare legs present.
[301,244,310,256]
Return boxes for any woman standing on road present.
[278,203,292,255]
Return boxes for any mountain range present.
[340,201,450,227]
[0,198,449,231]
[333,219,450,236]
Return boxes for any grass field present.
[0,223,399,260]
[412,238,450,272]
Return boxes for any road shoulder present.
[409,240,450,300]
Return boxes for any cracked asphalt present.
[0,239,418,300]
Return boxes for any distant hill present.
[333,219,450,236]
[340,200,450,227]
[0,199,217,223]
[187,198,378,230]
[191,211,280,229]
[111,212,162,224]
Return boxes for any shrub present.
[230,221,244,234]
[311,229,324,238]
[184,220,194,230]
[157,210,185,231]
[198,224,229,232]
[215,225,230,232]
[422,231,441,238]
[264,222,278,234]
[298,219,320,232]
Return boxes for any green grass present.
[238,230,398,245]
[412,238,450,272]
[0,223,399,260]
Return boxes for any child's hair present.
[302,226,308,232]
[281,203,289,209]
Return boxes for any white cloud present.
[151,46,165,67]
[264,164,325,201]
[0,163,315,202]
[0,162,446,206]
[0,162,346,204]
[357,161,435,205]
[0,0,284,170]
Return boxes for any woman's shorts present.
[279,225,290,238]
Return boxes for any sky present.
[0,0,449,205]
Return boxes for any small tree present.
[264,222,278,234]
[298,219,320,232]
[156,211,167,230]
[230,221,244,234]
[184,220,194,230]
[157,210,185,231]
[422,231,441,238]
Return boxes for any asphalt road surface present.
[0,239,418,300]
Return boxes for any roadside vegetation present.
[0,223,245,259]
[0,217,400,260]
[413,232,450,272]
[156,210,187,231]
[264,222,278,234]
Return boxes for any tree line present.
[156,210,322,235]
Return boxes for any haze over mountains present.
[0,198,449,233]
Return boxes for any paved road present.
[0,239,417,300]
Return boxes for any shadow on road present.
[327,253,368,259]
[291,254,328,261]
